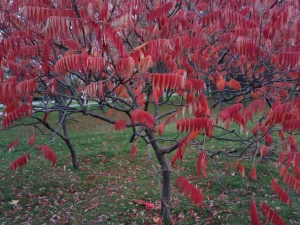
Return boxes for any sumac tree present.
[1,0,300,223]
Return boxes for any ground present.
[0,104,300,224]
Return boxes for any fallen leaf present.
[134,199,155,210]
[8,200,19,205]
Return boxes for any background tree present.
[1,0,300,223]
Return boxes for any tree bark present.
[160,155,172,224]
[148,131,172,223]
[59,110,80,169]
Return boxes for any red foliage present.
[283,171,300,194]
[131,109,154,130]
[250,167,257,180]
[84,81,104,101]
[176,118,214,138]
[9,153,30,170]
[261,202,286,225]
[157,123,165,136]
[249,201,260,225]
[131,142,137,158]
[176,176,203,208]
[217,103,243,130]
[134,199,155,210]
[237,161,245,178]
[152,73,186,92]
[115,119,127,131]
[105,24,128,58]
[197,150,207,178]
[38,145,57,166]
[8,138,19,153]
[147,2,174,21]
[271,178,291,207]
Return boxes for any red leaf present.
[197,150,207,178]
[8,138,19,153]
[237,161,245,178]
[271,178,291,207]
[147,1,174,21]
[29,133,36,147]
[250,167,257,180]
[176,176,203,208]
[131,109,154,130]
[261,202,286,225]
[283,171,300,194]
[131,143,137,158]
[115,119,127,131]
[249,201,260,225]
[134,200,155,210]
[38,145,57,166]
[157,123,165,136]
[260,145,268,157]
[228,78,241,90]
[42,111,50,123]
[8,153,30,170]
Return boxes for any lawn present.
[0,102,300,224]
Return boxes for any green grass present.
[0,103,300,224]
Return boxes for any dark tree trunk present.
[160,155,172,224]
[59,109,80,169]
[149,131,172,223]
[62,115,79,169]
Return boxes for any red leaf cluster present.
[186,78,206,92]
[282,118,300,133]
[8,138,19,153]
[234,36,264,60]
[152,73,186,92]
[282,170,300,194]
[84,81,104,101]
[131,109,154,130]
[21,6,76,22]
[217,103,243,130]
[115,119,126,131]
[176,118,214,138]
[271,178,291,207]
[176,176,203,208]
[116,57,135,78]
[38,145,57,166]
[261,202,286,225]
[1,101,33,128]
[16,79,36,96]
[9,153,30,170]
[105,24,128,58]
[43,17,82,38]
[147,1,174,21]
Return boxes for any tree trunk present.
[157,153,172,223]
[64,136,79,169]
[148,132,172,223]
[59,111,80,169]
